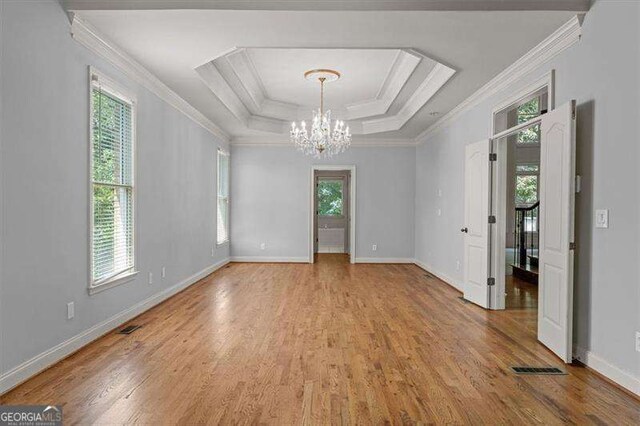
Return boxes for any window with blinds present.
[90,71,136,288]
[217,149,230,245]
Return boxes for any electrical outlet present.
[260,242,266,250]
[148,272,153,285]
[372,244,377,251]
[456,260,461,271]
[437,189,442,197]
[211,247,215,257]
[636,332,640,353]
[67,302,74,320]
[437,208,442,216]
[161,267,166,279]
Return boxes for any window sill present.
[89,270,138,295]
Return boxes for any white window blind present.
[90,72,135,287]
[217,149,230,244]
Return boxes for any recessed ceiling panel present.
[195,46,453,135]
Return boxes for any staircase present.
[511,201,539,284]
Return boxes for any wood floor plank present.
[1,254,638,424]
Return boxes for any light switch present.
[595,209,609,228]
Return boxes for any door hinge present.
[488,215,496,224]
[489,153,497,161]
[487,277,496,286]
[569,242,576,250]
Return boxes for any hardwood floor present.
[505,274,538,310]
[2,254,638,424]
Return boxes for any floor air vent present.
[458,296,470,303]
[118,325,142,335]
[511,366,566,375]
[424,273,434,279]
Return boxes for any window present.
[516,164,539,232]
[516,98,541,145]
[90,69,136,291]
[217,149,230,245]
[317,179,344,216]
[515,164,539,205]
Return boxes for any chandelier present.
[291,69,352,158]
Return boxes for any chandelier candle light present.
[291,69,352,158]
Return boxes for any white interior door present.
[463,139,491,308]
[538,100,576,363]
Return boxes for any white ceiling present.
[250,49,397,107]
[70,4,581,143]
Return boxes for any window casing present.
[217,149,230,245]
[89,69,137,293]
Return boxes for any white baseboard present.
[355,257,415,264]
[0,258,230,395]
[413,259,464,292]
[230,256,309,263]
[574,346,640,396]
[317,246,345,253]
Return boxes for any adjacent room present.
[0,0,638,424]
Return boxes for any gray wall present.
[415,0,639,380]
[230,146,415,260]
[0,0,229,376]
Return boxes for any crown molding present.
[415,14,583,144]
[345,49,421,119]
[230,136,418,147]
[363,62,455,134]
[64,1,590,12]
[70,15,230,142]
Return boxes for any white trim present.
[317,246,346,254]
[574,346,640,396]
[0,258,230,395]
[416,15,581,143]
[230,256,309,263]
[89,270,138,295]
[362,63,456,134]
[88,66,137,293]
[70,15,229,142]
[355,258,414,264]
[413,259,464,292]
[489,71,554,310]
[231,137,418,147]
[216,149,230,245]
[64,1,591,11]
[310,165,356,264]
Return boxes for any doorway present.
[314,170,350,255]
[309,165,356,264]
[462,73,577,362]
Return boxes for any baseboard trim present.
[0,258,230,396]
[230,256,309,263]
[355,257,415,264]
[574,346,640,397]
[413,259,464,292]
[317,246,345,254]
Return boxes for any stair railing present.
[514,201,540,268]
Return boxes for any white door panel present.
[538,100,576,363]
[463,139,490,308]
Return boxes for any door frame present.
[309,165,356,264]
[489,71,555,310]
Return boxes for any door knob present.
[461,227,468,233]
